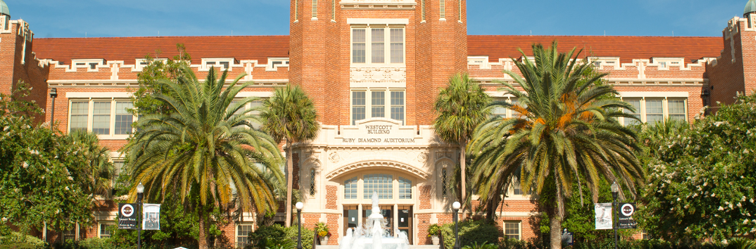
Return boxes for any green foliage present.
[76,237,116,249]
[462,241,498,249]
[639,94,756,242]
[0,243,40,249]
[0,82,105,235]
[108,194,200,248]
[315,223,330,237]
[562,179,637,243]
[428,224,441,236]
[441,220,500,249]
[246,224,314,249]
[0,232,45,248]
[498,238,538,249]
[130,44,192,116]
[434,73,492,145]
[468,41,643,249]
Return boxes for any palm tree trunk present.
[550,174,564,249]
[198,208,209,249]
[285,139,293,228]
[460,142,467,217]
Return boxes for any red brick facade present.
[4,1,756,247]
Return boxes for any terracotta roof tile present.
[33,36,290,65]
[33,35,723,65]
[467,35,723,63]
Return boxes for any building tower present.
[289,0,468,126]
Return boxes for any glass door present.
[397,205,412,244]
[344,205,359,235]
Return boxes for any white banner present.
[142,204,161,230]
[595,203,613,230]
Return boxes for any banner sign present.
[595,203,613,230]
[118,203,137,230]
[143,204,161,230]
[618,203,637,229]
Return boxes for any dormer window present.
[72,59,105,71]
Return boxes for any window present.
[236,224,254,248]
[351,26,405,65]
[372,91,386,118]
[344,177,358,199]
[113,161,125,189]
[115,101,133,135]
[99,223,112,238]
[203,59,233,70]
[62,229,76,242]
[371,28,385,63]
[352,29,366,63]
[69,99,136,137]
[491,98,510,118]
[390,29,404,63]
[295,0,299,21]
[352,91,366,125]
[312,0,318,18]
[364,174,393,199]
[504,222,521,240]
[645,99,663,124]
[309,169,316,196]
[70,102,89,132]
[351,90,405,125]
[458,0,462,22]
[439,0,446,19]
[624,99,641,126]
[391,91,405,124]
[421,0,426,21]
[399,177,412,199]
[668,99,686,121]
[332,0,336,20]
[442,167,448,197]
[511,178,522,195]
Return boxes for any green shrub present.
[441,220,500,249]
[78,237,116,249]
[0,243,40,249]
[498,238,536,249]
[246,224,314,249]
[0,232,45,248]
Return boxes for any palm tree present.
[261,85,319,227]
[467,41,644,249]
[124,66,284,249]
[433,73,491,208]
[68,130,114,196]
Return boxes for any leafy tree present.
[467,42,644,249]
[261,85,319,227]
[433,73,491,209]
[639,94,756,242]
[0,82,96,236]
[124,65,284,249]
[68,131,115,196]
[130,44,192,116]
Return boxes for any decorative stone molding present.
[340,0,416,9]
[415,152,427,163]
[329,152,341,164]
[350,66,406,87]
[326,160,429,180]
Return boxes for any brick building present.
[2,0,756,246]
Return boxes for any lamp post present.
[611,181,619,249]
[452,201,461,249]
[49,88,57,131]
[136,182,144,249]
[296,202,304,249]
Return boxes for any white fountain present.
[339,192,410,249]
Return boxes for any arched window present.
[310,169,316,196]
[344,177,358,199]
[399,177,412,199]
[364,174,393,199]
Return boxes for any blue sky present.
[8,0,748,38]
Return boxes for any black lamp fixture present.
[296,202,304,249]
[49,88,57,131]
[611,181,620,249]
[136,182,145,249]
[452,201,461,249]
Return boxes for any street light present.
[136,182,144,249]
[296,202,304,249]
[452,201,461,249]
[611,181,620,249]
[49,88,57,131]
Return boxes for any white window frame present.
[503,221,522,240]
[350,88,405,125]
[67,97,136,140]
[267,58,290,71]
[98,222,114,238]
[341,173,415,205]
[236,223,255,248]
[439,0,446,20]
[350,25,406,66]
[618,92,689,125]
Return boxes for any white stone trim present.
[618,92,689,98]
[235,92,274,98]
[66,92,133,99]
[347,18,410,25]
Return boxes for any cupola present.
[746,0,756,17]
[0,0,9,17]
